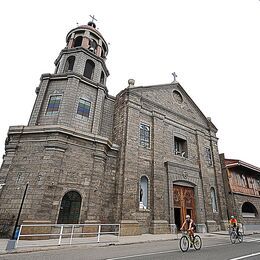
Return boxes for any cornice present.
[40,73,109,96]
[8,125,119,152]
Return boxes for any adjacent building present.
[0,21,228,237]
[220,154,260,231]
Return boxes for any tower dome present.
[65,20,108,59]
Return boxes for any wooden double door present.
[173,184,196,230]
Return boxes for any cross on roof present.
[172,72,178,82]
[89,15,97,23]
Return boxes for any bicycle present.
[229,226,243,244]
[179,231,202,252]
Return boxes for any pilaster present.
[85,150,107,221]
[92,88,105,135]
[151,112,169,229]
[28,77,50,126]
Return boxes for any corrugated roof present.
[224,159,260,173]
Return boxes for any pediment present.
[129,83,216,131]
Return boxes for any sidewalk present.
[0,232,229,255]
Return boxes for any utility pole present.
[11,183,29,239]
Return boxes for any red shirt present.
[230,218,237,224]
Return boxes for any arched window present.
[100,71,105,84]
[140,176,148,209]
[242,202,258,218]
[89,39,97,53]
[84,60,95,79]
[57,191,82,224]
[73,36,83,47]
[210,187,218,213]
[64,56,75,73]
[101,43,107,58]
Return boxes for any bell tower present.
[28,18,109,136]
[0,18,118,234]
[56,18,109,83]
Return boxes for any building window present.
[100,71,105,84]
[174,136,187,157]
[77,98,91,118]
[140,176,148,209]
[210,187,218,213]
[140,123,150,148]
[242,202,258,218]
[84,60,95,79]
[46,95,62,115]
[57,191,82,224]
[64,56,75,72]
[206,147,213,166]
[236,173,249,188]
[73,36,83,47]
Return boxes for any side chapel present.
[0,19,228,236]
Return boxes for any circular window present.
[173,90,183,104]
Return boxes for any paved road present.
[1,234,260,260]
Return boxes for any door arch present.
[57,191,82,224]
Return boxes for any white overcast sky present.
[0,0,260,166]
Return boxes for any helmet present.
[231,215,234,219]
[186,215,190,219]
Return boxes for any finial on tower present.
[128,79,135,88]
[90,15,97,23]
[88,15,97,28]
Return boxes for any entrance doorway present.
[173,185,196,230]
[174,208,181,230]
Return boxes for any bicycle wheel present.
[230,231,237,244]
[193,235,202,250]
[238,232,243,243]
[179,236,189,252]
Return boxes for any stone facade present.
[113,84,228,234]
[0,22,228,237]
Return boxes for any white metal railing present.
[16,223,120,249]
[169,224,178,238]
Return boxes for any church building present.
[0,20,228,236]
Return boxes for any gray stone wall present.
[29,73,112,139]
[100,96,115,140]
[0,126,118,235]
[233,195,260,224]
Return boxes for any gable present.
[129,83,216,131]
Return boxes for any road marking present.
[106,242,228,260]
[106,249,180,259]
[229,252,260,260]
[244,238,260,243]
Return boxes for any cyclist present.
[180,215,196,246]
[229,215,239,237]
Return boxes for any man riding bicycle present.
[229,215,239,237]
[180,215,196,246]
